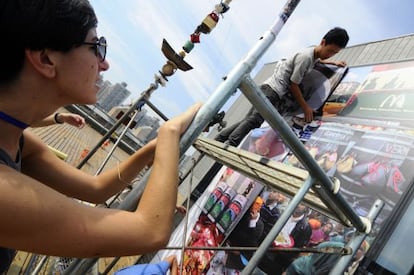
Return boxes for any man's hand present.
[302,104,314,122]
[250,209,260,220]
[333,60,347,67]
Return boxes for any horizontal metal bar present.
[162,245,351,255]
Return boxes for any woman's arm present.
[31,113,85,128]
[1,103,201,257]
[21,131,154,203]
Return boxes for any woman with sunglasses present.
[0,0,201,273]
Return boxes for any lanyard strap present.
[0,111,29,129]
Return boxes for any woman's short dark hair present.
[0,0,98,84]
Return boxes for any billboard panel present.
[151,63,349,273]
[153,60,414,273]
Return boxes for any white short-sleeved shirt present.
[264,46,319,97]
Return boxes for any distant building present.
[131,115,160,142]
[132,108,149,125]
[133,126,154,143]
[97,81,131,112]
[97,80,112,98]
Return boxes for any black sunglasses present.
[83,36,107,62]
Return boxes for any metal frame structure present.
[57,0,386,273]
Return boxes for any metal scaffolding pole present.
[242,176,314,274]
[76,84,157,169]
[64,0,302,273]
[239,75,368,232]
[142,97,169,121]
[95,111,139,175]
[330,199,384,275]
[179,0,302,154]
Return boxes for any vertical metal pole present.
[77,85,157,169]
[330,199,384,275]
[30,255,48,275]
[100,257,121,275]
[23,255,38,275]
[64,0,302,273]
[241,176,314,275]
[94,111,139,175]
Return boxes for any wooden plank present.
[194,137,337,219]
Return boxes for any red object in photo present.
[182,215,224,274]
[209,12,219,22]
[203,181,227,213]
[208,186,236,221]
[190,33,200,43]
[80,148,89,159]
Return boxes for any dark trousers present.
[215,84,281,146]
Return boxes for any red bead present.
[190,33,200,43]
[209,12,219,22]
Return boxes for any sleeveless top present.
[0,137,23,274]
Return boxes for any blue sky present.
[89,0,414,119]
